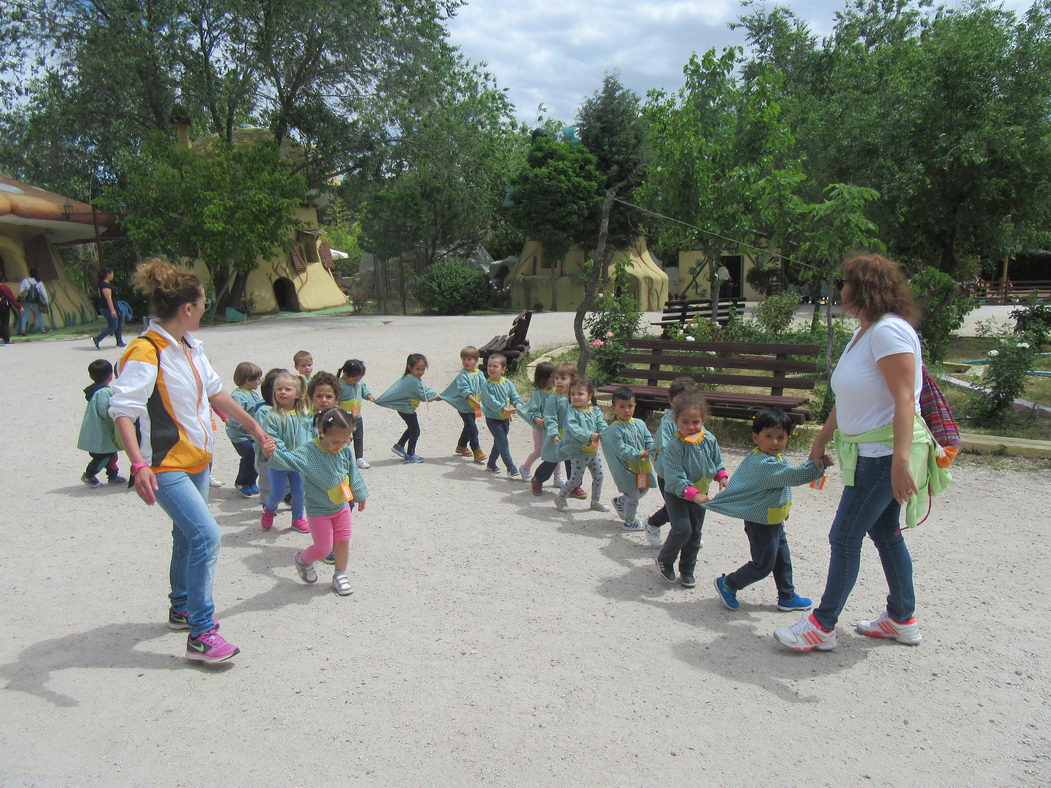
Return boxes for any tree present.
[505,133,603,311]
[101,133,305,311]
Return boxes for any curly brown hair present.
[132,257,203,320]
[842,254,919,325]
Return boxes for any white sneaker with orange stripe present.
[855,610,923,645]
[774,613,837,651]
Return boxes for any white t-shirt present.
[830,314,922,457]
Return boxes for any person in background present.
[92,267,125,349]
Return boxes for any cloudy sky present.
[446,0,1033,125]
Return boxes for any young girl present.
[655,390,727,589]
[374,353,440,463]
[227,361,264,497]
[600,387,655,530]
[552,379,610,513]
[338,359,374,469]
[646,377,699,546]
[528,363,576,495]
[260,370,311,532]
[481,352,524,476]
[519,362,560,485]
[267,408,368,596]
[440,346,486,464]
[253,368,285,496]
[309,371,339,415]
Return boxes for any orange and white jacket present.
[109,321,224,474]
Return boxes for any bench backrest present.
[507,309,532,346]
[618,338,820,396]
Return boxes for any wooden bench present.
[651,298,742,337]
[597,338,821,424]
[480,310,532,372]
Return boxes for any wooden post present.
[1000,254,1010,305]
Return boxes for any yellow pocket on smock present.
[326,476,354,505]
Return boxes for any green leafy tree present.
[101,133,305,311]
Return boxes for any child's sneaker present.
[487,464,501,473]
[291,517,310,533]
[391,444,407,458]
[237,485,254,498]
[356,457,371,469]
[507,467,520,478]
[530,477,543,496]
[655,557,676,583]
[855,610,923,645]
[260,510,275,531]
[680,572,696,589]
[331,573,353,596]
[186,628,239,663]
[554,489,570,512]
[404,454,424,464]
[208,477,223,488]
[454,445,472,456]
[520,468,533,482]
[611,496,625,518]
[249,484,261,495]
[322,552,335,565]
[107,474,127,484]
[167,608,189,631]
[622,519,644,531]
[81,474,101,488]
[568,487,587,499]
[294,551,318,583]
[774,613,837,652]
[644,523,662,546]
[472,448,487,463]
[777,595,813,612]
[714,575,740,610]
[590,500,611,512]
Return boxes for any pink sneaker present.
[291,517,310,533]
[186,628,239,662]
[260,510,275,531]
[568,487,588,499]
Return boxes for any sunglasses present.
[835,278,848,289]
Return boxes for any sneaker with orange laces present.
[774,613,837,651]
[856,610,923,645]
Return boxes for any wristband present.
[684,486,699,500]
[714,470,728,481]
[131,461,150,477]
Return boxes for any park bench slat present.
[615,366,817,390]
[618,352,818,374]
[628,338,821,356]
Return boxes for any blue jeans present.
[94,311,124,346]
[458,411,480,451]
[725,521,796,600]
[485,417,516,472]
[18,302,46,333]
[155,468,219,637]
[264,468,305,519]
[813,455,915,630]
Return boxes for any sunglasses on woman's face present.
[835,278,847,289]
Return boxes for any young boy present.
[293,350,314,384]
[706,408,830,612]
[600,387,655,531]
[77,359,126,487]
[646,377,699,546]
[227,361,264,496]
[440,345,486,464]
[480,352,524,476]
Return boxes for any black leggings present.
[0,304,10,344]
[396,411,420,455]
[648,476,670,526]
[530,459,573,484]
[353,416,365,459]
[85,452,119,479]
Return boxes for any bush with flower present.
[583,257,643,383]
[967,322,1040,426]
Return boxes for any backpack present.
[919,367,960,469]
[20,280,40,305]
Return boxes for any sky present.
[446,0,1034,126]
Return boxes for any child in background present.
[601,387,655,531]
[338,359,375,469]
[227,362,264,497]
[268,408,368,597]
[528,363,577,495]
[293,350,314,386]
[440,346,486,464]
[519,362,561,485]
[375,353,441,463]
[480,352,524,476]
[308,372,340,416]
[655,390,727,589]
[253,368,285,496]
[77,359,126,487]
[553,379,610,513]
[707,408,829,612]
[260,370,311,532]
[645,377,699,547]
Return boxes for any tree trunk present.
[575,190,614,377]
[824,271,835,376]
[809,281,822,332]
[549,256,558,312]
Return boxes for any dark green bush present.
[1011,298,1051,348]
[412,259,491,315]
[908,266,977,363]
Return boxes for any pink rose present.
[604,331,614,338]
[591,339,604,347]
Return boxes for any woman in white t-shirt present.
[775,254,924,652]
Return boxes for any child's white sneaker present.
[856,610,922,645]
[622,519,644,530]
[208,477,223,487]
[554,489,570,512]
[590,501,611,512]
[331,573,354,596]
[644,522,662,546]
[520,468,533,482]
[356,457,371,469]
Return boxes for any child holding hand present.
[707,408,830,612]
[440,346,486,464]
[375,353,440,463]
[518,361,557,484]
[78,359,126,487]
[553,379,610,513]
[227,362,264,497]
[601,387,655,531]
[480,352,524,476]
[528,363,576,495]
[655,390,727,589]
[259,370,311,532]
[337,360,374,468]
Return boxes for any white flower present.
[1017,342,1030,349]
[685,335,695,341]
[987,350,1000,357]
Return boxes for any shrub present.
[584,258,643,383]
[1011,298,1051,348]
[412,259,490,315]
[967,325,1039,426]
[753,291,803,335]
[908,266,977,363]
